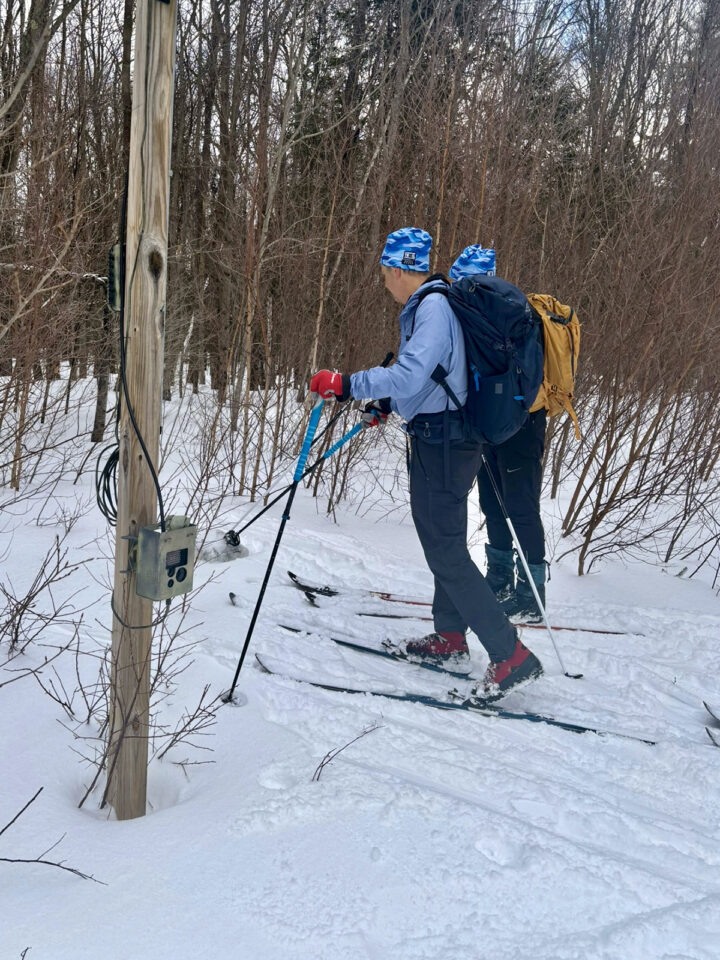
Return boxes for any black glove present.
[361,397,392,428]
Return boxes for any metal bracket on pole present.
[119,534,138,575]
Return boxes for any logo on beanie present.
[401,251,416,266]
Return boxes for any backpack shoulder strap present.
[409,274,450,337]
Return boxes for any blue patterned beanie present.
[449,245,496,280]
[380,227,432,272]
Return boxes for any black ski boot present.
[502,560,546,625]
[484,545,515,603]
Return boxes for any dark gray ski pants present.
[408,412,516,662]
[478,409,547,564]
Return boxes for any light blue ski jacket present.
[350,279,467,421]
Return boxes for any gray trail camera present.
[135,515,197,601]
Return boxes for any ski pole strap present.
[294,399,324,481]
[322,422,363,460]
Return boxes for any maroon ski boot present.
[475,632,543,702]
[397,630,470,667]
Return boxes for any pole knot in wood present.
[148,248,164,281]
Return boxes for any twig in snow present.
[0,787,105,884]
[312,723,382,781]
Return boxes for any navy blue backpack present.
[416,274,543,445]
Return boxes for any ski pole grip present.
[322,422,363,460]
[294,399,324,481]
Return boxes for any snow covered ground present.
[2,400,720,960]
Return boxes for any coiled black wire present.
[96,443,119,526]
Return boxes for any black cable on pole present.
[96,443,119,525]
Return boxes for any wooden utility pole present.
[107,0,177,821]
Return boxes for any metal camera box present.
[136,516,197,601]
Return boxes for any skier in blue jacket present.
[310,228,542,699]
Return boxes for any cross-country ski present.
[286,570,643,636]
[254,655,657,745]
[278,623,477,681]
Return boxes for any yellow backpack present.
[527,294,581,439]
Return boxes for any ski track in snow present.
[3,419,720,959]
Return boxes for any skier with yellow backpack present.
[448,245,581,624]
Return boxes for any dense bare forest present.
[1,0,719,576]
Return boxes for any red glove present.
[310,369,351,401]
